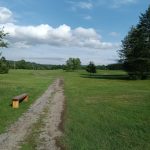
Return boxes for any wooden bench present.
[12,93,28,108]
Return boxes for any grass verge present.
[63,70,150,150]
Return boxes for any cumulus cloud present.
[0,7,13,23]
[67,1,93,11]
[1,23,119,50]
[78,2,93,9]
[0,6,119,51]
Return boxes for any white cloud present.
[96,0,138,8]
[78,2,93,9]
[13,41,31,48]
[0,6,121,65]
[1,23,119,50]
[67,1,93,11]
[112,0,138,8]
[0,7,13,23]
[109,32,120,37]
[119,0,137,4]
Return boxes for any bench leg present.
[12,101,19,108]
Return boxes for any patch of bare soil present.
[0,78,65,150]
[36,79,64,150]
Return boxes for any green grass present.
[0,69,150,150]
[63,70,150,150]
[0,69,61,133]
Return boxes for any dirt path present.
[0,78,65,150]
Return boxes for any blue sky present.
[0,0,149,64]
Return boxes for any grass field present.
[0,69,150,149]
[63,70,150,150]
[0,69,60,133]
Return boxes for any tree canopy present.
[119,6,150,79]
[0,28,8,48]
[86,61,96,74]
[65,58,81,71]
[0,54,9,73]
[0,28,9,74]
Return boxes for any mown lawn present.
[0,69,60,133]
[0,69,150,150]
[63,70,150,150]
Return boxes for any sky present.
[0,0,149,65]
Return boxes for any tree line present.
[8,60,64,70]
[0,56,123,72]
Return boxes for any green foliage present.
[119,6,150,79]
[86,61,96,73]
[0,28,8,48]
[0,55,9,74]
[65,58,81,71]
[96,65,107,70]
[8,59,64,70]
[107,63,123,70]
[0,28,9,74]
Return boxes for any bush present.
[86,62,96,74]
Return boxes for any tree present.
[65,58,81,71]
[119,6,150,79]
[107,63,123,70]
[0,55,9,73]
[0,28,9,74]
[0,28,8,48]
[86,61,96,74]
[16,60,27,69]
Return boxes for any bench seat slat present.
[13,93,28,101]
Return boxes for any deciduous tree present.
[65,58,81,71]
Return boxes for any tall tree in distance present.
[119,6,150,79]
[86,61,96,74]
[65,58,81,71]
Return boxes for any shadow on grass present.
[80,73,129,80]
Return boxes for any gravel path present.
[0,78,64,150]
